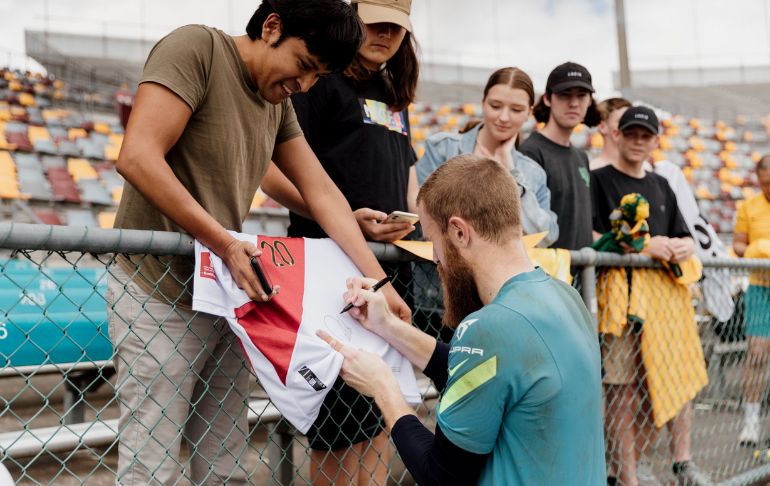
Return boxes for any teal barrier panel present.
[0,288,107,315]
[0,262,111,367]
[0,311,111,367]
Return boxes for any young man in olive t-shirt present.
[109,1,410,484]
[519,62,600,250]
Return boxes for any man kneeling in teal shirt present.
[317,154,606,485]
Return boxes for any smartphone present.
[382,210,419,225]
[249,255,273,294]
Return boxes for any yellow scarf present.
[597,267,708,427]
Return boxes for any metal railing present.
[0,223,769,485]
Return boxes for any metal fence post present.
[575,248,598,329]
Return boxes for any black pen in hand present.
[340,275,393,314]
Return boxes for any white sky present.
[1,0,769,94]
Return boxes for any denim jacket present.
[415,124,559,246]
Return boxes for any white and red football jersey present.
[193,232,421,433]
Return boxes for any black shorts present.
[306,378,383,450]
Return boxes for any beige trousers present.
[107,264,250,485]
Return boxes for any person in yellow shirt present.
[735,155,770,446]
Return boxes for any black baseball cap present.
[546,62,594,94]
[618,106,659,135]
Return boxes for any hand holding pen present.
[340,275,392,314]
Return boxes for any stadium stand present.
[1,65,768,236]
[409,101,769,235]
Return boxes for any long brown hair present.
[344,9,419,112]
[460,67,535,149]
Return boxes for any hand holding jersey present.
[221,238,280,301]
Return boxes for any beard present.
[437,239,484,328]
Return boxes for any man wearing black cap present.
[592,106,712,486]
[520,61,600,250]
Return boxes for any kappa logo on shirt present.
[360,99,408,136]
[455,318,479,341]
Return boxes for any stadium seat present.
[67,158,98,182]
[32,208,63,225]
[48,167,81,203]
[78,179,112,205]
[64,208,96,226]
[97,211,116,228]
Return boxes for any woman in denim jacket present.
[415,67,558,246]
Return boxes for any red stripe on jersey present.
[234,237,305,385]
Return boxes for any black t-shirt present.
[287,73,416,238]
[519,131,593,250]
[591,165,691,238]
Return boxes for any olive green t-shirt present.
[114,25,302,307]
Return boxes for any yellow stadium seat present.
[695,185,713,199]
[689,118,701,129]
[651,149,665,162]
[730,174,744,186]
[416,145,425,159]
[111,187,123,205]
[0,108,9,122]
[688,136,704,152]
[0,151,14,168]
[18,93,35,107]
[682,166,694,183]
[10,106,25,117]
[462,103,477,116]
[665,125,680,136]
[98,212,117,229]
[104,144,121,161]
[53,80,65,89]
[28,126,50,144]
[412,128,425,142]
[573,124,586,134]
[658,135,672,150]
[590,132,604,149]
[437,105,451,116]
[94,122,110,135]
[752,151,763,162]
[251,189,267,210]
[725,141,737,152]
[110,131,126,146]
[68,128,88,139]
[67,158,98,182]
[718,168,731,182]
[8,80,21,92]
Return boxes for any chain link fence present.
[1,223,770,485]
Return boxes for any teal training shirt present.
[437,268,605,485]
